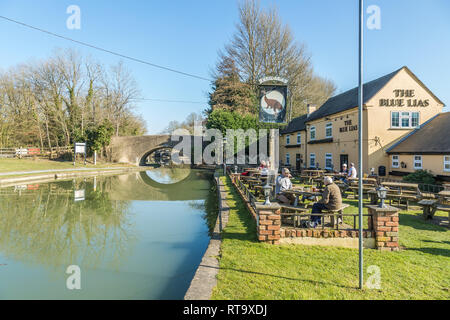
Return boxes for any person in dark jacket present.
[307,176,343,228]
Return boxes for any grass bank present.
[211,176,450,300]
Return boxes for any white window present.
[325,153,333,170]
[310,126,316,140]
[414,155,422,170]
[310,153,316,168]
[411,112,420,127]
[325,123,333,138]
[444,156,450,172]
[391,112,400,128]
[392,155,399,169]
[391,111,420,129]
[286,135,290,145]
[286,153,290,165]
[297,133,301,145]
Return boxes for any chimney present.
[307,104,317,117]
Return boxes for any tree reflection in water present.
[0,178,135,271]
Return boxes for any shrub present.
[403,170,435,185]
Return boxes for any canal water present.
[0,168,217,300]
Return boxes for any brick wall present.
[230,173,400,250]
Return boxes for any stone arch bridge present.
[109,135,194,165]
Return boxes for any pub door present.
[296,154,302,171]
[340,155,349,171]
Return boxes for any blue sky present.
[0,0,449,134]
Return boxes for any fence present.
[0,147,73,159]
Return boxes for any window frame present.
[286,153,290,165]
[391,111,420,129]
[286,134,290,145]
[297,132,301,145]
[325,122,333,138]
[413,155,423,170]
[310,153,316,168]
[325,153,333,170]
[310,126,316,141]
[444,155,450,172]
[392,155,400,169]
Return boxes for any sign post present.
[358,0,364,290]
[74,142,87,166]
[258,77,289,172]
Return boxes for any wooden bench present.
[326,204,350,227]
[280,204,309,227]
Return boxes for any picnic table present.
[299,170,325,184]
[347,178,377,199]
[282,188,322,206]
[418,190,450,223]
[380,181,420,210]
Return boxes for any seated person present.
[306,176,343,228]
[275,168,295,205]
[339,164,348,181]
[259,160,269,176]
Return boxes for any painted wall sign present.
[339,120,358,133]
[379,89,429,107]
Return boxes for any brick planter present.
[367,205,400,251]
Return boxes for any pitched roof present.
[280,114,307,134]
[386,112,450,154]
[306,67,404,122]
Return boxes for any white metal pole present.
[358,0,364,290]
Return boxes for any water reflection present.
[0,179,134,271]
[144,167,192,184]
[0,170,217,299]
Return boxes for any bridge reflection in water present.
[0,169,217,299]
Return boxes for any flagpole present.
[358,0,364,290]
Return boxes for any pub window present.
[297,133,301,145]
[310,153,316,168]
[391,112,400,128]
[414,155,423,170]
[444,156,450,172]
[325,123,333,138]
[411,112,420,127]
[392,155,399,168]
[310,126,316,140]
[392,111,420,128]
[325,153,333,170]
[286,135,290,145]
[286,153,290,165]
[401,112,410,127]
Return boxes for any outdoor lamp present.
[376,186,388,208]
[263,183,272,205]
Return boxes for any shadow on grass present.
[200,264,355,290]
[406,247,450,258]
[399,213,448,232]
[222,176,258,242]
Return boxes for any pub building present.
[279,66,449,181]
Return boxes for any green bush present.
[403,169,435,185]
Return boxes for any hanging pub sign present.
[258,77,289,124]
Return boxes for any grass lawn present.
[0,158,134,174]
[211,176,450,300]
